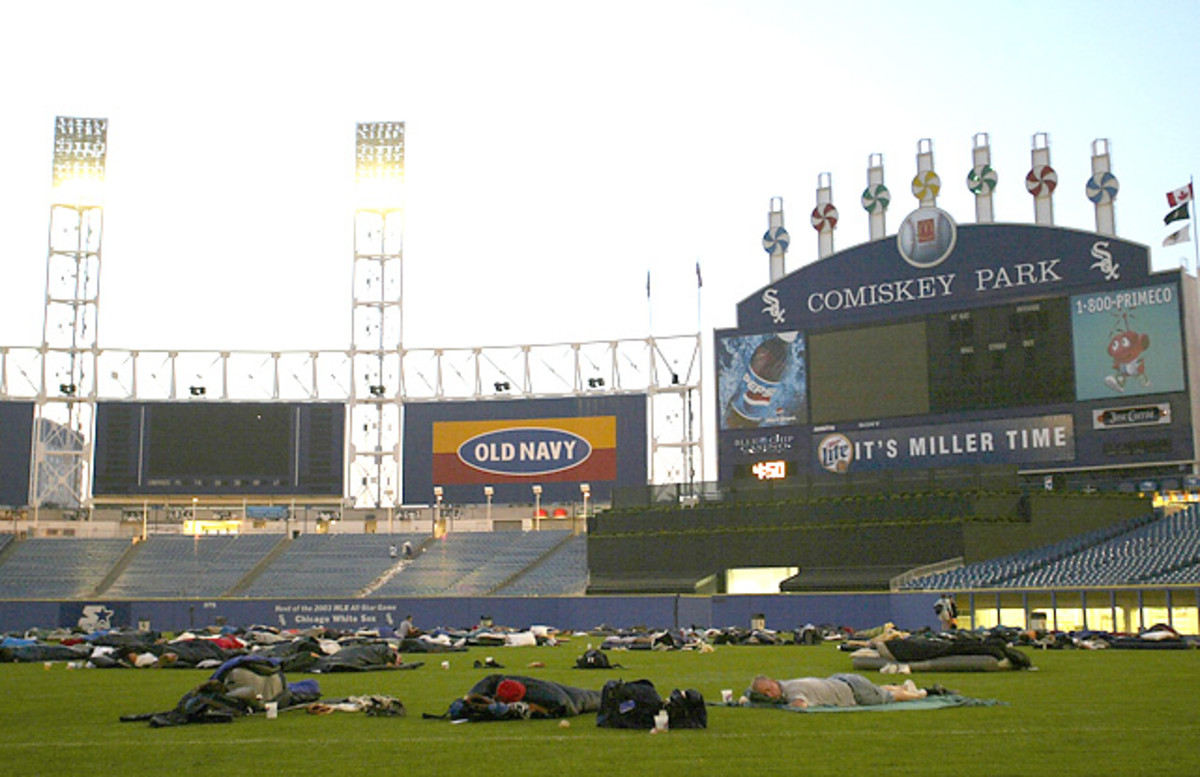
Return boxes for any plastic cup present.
[721,689,733,703]
[441,660,450,670]
[265,702,278,719]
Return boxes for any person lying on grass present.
[444,674,601,721]
[740,673,950,709]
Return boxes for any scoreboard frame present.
[718,222,1197,485]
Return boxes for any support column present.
[862,153,889,241]
[911,138,940,208]
[32,116,107,516]
[968,132,998,223]
[762,196,788,283]
[812,173,838,259]
[349,122,405,510]
[1087,138,1119,236]
[1027,132,1057,226]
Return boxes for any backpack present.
[596,679,663,729]
[664,688,707,729]
[575,648,614,669]
[121,655,320,728]
[213,655,293,711]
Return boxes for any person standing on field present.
[934,593,958,631]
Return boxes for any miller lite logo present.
[817,433,854,474]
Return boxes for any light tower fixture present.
[355,121,405,209]
[52,116,107,204]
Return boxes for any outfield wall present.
[0,592,940,635]
[5,587,1198,636]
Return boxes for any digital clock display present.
[751,460,788,480]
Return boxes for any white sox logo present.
[762,288,786,323]
[1090,241,1120,281]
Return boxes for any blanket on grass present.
[723,694,1005,713]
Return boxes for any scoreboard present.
[803,297,1076,426]
[93,401,345,496]
[926,297,1075,412]
[718,222,1196,482]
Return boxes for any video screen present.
[94,402,344,495]
[808,320,929,424]
[146,403,292,479]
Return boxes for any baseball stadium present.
[2,120,1199,773]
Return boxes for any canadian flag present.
[1167,183,1194,208]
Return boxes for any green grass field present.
[5,642,1199,775]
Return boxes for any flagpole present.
[646,269,652,337]
[695,260,704,488]
[1192,175,1198,276]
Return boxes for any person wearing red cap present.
[495,678,526,703]
[449,674,601,721]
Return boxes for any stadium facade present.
[587,136,1199,596]
[2,123,1198,636]
[717,222,1199,492]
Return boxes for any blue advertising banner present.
[737,223,1154,331]
[1070,283,1187,401]
[812,414,1075,474]
[0,401,33,506]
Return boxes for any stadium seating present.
[0,503,1194,604]
[240,533,426,598]
[371,530,574,596]
[902,506,1200,589]
[102,534,283,598]
[489,533,588,596]
[0,537,132,599]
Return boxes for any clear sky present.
[2,0,1198,357]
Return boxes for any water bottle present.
[725,333,797,428]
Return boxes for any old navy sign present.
[814,414,1075,474]
[432,415,618,484]
[459,427,592,476]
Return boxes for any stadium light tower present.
[349,122,405,510]
[31,117,107,518]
